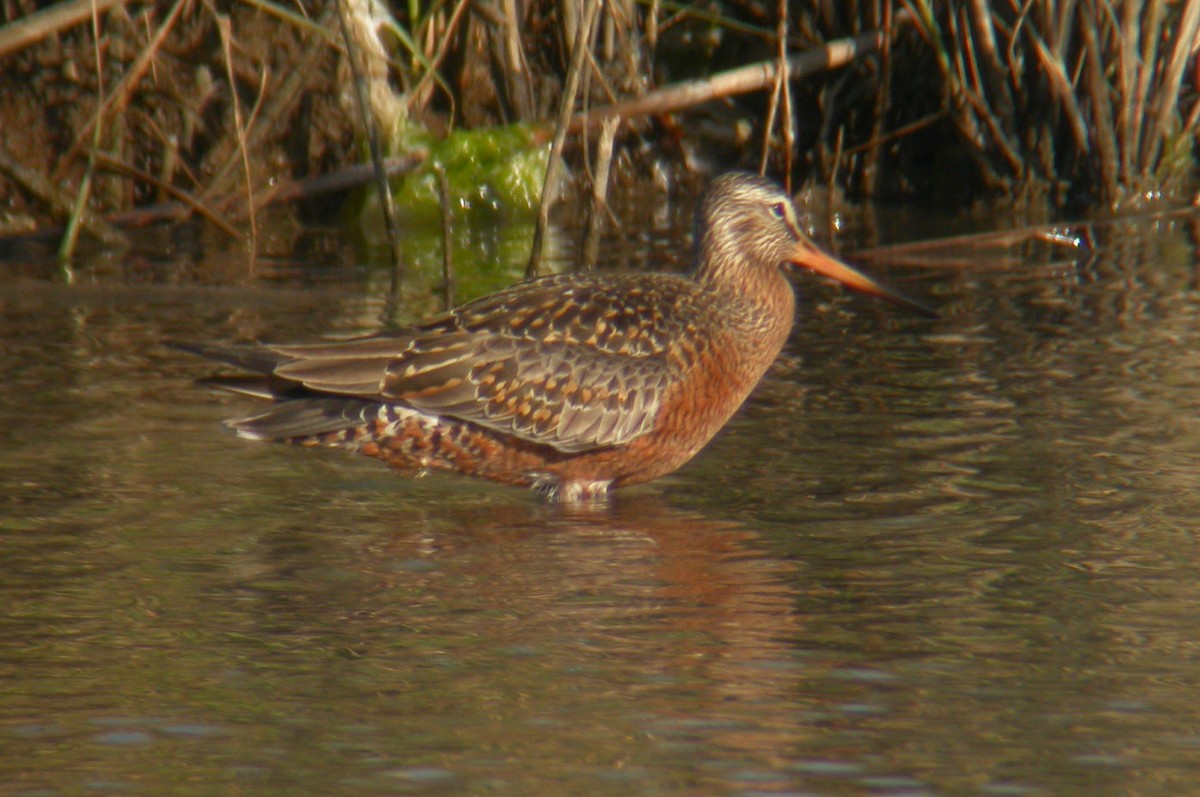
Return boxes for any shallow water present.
[3,196,1200,796]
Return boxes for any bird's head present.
[694,172,935,318]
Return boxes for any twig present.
[1133,0,1167,175]
[214,12,257,246]
[406,0,472,116]
[1025,26,1089,159]
[55,0,189,182]
[1139,0,1200,176]
[241,155,424,210]
[90,152,237,237]
[645,0,658,52]
[498,0,534,118]
[0,144,124,245]
[759,0,792,182]
[60,1,112,258]
[1115,0,1141,186]
[966,0,1014,122]
[954,4,1024,176]
[335,0,406,304]
[903,0,1009,190]
[842,109,946,156]
[864,0,894,198]
[527,0,601,277]
[0,0,124,59]
[0,157,423,242]
[580,115,620,271]
[436,166,455,310]
[568,12,913,133]
[1079,3,1119,202]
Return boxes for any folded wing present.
[244,274,697,452]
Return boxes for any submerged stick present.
[852,222,1098,266]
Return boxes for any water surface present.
[3,196,1200,796]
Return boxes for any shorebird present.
[182,172,932,500]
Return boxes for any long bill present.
[790,240,937,319]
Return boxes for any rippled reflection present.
[3,204,1200,795]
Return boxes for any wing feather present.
[204,273,709,452]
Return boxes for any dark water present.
[3,197,1200,796]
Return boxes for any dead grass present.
[0,0,1196,251]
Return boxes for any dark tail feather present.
[196,375,279,401]
[174,341,386,439]
[229,398,384,440]
[172,341,311,399]
[168,341,289,376]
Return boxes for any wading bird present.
[182,172,933,501]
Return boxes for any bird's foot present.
[529,474,614,503]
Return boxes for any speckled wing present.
[268,274,699,453]
[387,334,672,452]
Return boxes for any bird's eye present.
[768,202,788,220]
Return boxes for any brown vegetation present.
[0,0,1196,252]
